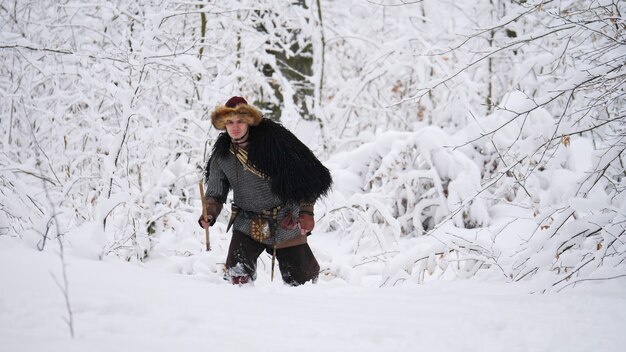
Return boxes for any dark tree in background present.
[252,0,315,122]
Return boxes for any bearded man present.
[199,96,332,286]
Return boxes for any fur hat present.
[211,96,263,130]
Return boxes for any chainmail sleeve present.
[204,154,230,204]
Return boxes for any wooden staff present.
[271,245,276,282]
[198,180,211,251]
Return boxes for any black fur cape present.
[205,118,332,203]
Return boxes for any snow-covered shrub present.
[329,126,489,237]
[321,124,496,285]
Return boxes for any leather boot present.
[231,276,250,285]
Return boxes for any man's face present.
[225,115,249,140]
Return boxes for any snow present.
[1,1,625,350]
[1,236,625,352]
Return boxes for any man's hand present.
[298,212,314,235]
[198,214,214,229]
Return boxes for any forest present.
[1,0,624,293]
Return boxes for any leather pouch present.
[251,216,272,242]
[279,211,297,230]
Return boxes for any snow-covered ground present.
[2,236,625,352]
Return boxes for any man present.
[199,96,332,286]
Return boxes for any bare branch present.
[388,25,577,108]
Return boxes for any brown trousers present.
[225,230,320,286]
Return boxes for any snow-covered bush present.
[316,0,625,288]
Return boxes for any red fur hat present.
[211,96,263,130]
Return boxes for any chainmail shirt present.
[205,146,300,245]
